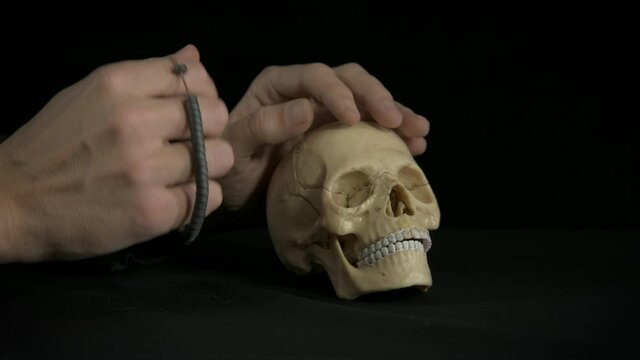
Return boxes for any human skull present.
[266,121,440,300]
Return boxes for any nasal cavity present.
[386,185,414,217]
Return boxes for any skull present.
[266,121,440,299]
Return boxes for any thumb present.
[225,98,314,157]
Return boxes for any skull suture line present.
[266,121,440,300]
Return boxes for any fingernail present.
[342,101,360,123]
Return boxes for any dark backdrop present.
[1,6,634,229]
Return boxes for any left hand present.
[220,62,430,210]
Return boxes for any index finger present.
[333,63,403,128]
[250,63,361,125]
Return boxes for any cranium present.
[266,121,440,299]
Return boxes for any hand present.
[220,63,430,210]
[0,45,233,263]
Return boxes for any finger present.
[91,44,217,98]
[252,64,361,124]
[139,96,228,141]
[333,63,403,128]
[404,136,427,156]
[151,138,234,185]
[394,102,430,138]
[172,43,201,63]
[120,96,228,141]
[168,180,223,229]
[224,98,314,157]
[167,45,217,97]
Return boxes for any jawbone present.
[309,235,432,300]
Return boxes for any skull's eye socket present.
[331,171,372,208]
[399,166,434,203]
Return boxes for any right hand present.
[220,63,430,210]
[0,44,233,263]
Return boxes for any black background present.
[1,5,635,229]
[1,6,638,359]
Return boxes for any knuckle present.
[91,64,126,94]
[208,181,223,211]
[251,66,281,94]
[108,106,146,142]
[339,62,366,75]
[115,106,144,126]
[216,140,235,173]
[259,65,280,78]
[211,97,229,130]
[123,158,153,186]
[193,62,219,96]
[217,98,229,119]
[191,61,207,77]
[307,62,332,74]
[245,107,264,135]
[377,87,393,99]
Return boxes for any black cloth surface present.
[1,228,638,359]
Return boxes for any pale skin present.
[0,44,430,264]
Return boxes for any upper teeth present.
[356,228,432,267]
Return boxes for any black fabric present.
[1,228,637,359]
